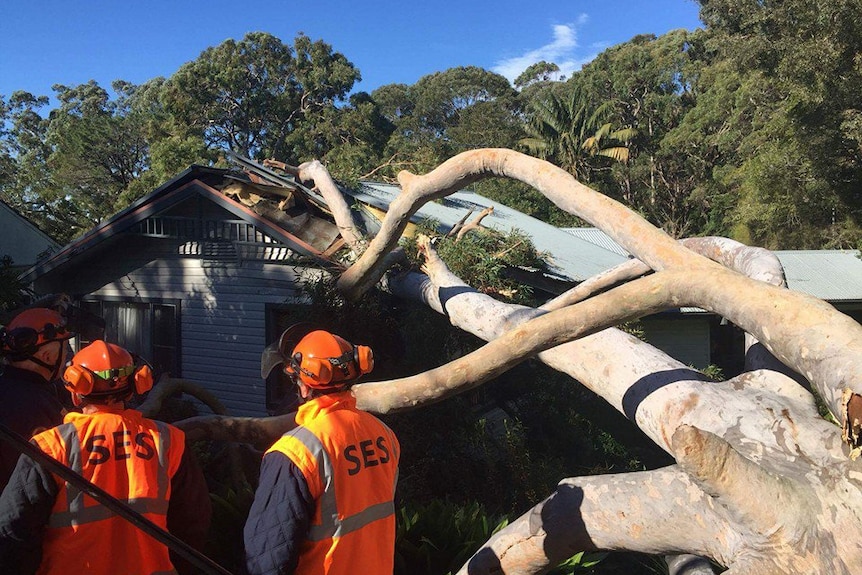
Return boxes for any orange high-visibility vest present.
[267,391,400,575]
[31,409,186,575]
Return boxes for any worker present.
[0,308,75,489]
[245,325,400,575]
[0,340,211,575]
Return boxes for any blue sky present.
[0,0,703,103]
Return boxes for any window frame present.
[77,296,182,379]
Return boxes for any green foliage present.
[47,82,152,235]
[302,91,393,186]
[520,77,637,186]
[0,256,26,312]
[162,31,360,162]
[5,8,862,248]
[395,499,611,575]
[501,365,671,476]
[515,61,564,88]
[401,219,547,305]
[700,364,725,382]
[572,30,707,237]
[394,500,508,575]
[548,551,610,574]
[0,91,55,237]
[691,0,862,247]
[206,482,257,573]
[372,66,524,178]
[1,81,168,243]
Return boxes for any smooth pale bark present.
[341,151,861,574]
[137,377,296,446]
[338,149,862,447]
[542,237,795,377]
[380,240,861,575]
[161,149,862,573]
[297,160,367,252]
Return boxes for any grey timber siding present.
[640,316,711,370]
[86,256,319,417]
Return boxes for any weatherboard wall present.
[89,256,316,417]
[39,229,315,417]
[639,316,711,370]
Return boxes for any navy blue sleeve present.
[244,451,314,575]
[0,452,59,575]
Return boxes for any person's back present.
[246,326,400,575]
[0,340,211,575]
[0,308,74,488]
[268,390,399,575]
[32,408,185,574]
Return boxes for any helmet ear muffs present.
[354,345,374,375]
[64,364,95,396]
[134,364,154,395]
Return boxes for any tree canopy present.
[3,3,862,245]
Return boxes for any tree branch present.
[454,467,728,575]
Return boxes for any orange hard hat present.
[1,308,73,360]
[63,340,153,397]
[286,329,373,389]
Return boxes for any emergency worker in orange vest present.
[0,340,211,575]
[0,308,75,490]
[245,325,400,575]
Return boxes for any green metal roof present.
[566,228,862,303]
[776,250,862,302]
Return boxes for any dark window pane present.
[151,346,176,379]
[82,300,179,379]
[154,305,177,343]
[103,302,150,357]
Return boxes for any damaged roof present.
[343,181,629,284]
[19,163,345,284]
[25,153,855,307]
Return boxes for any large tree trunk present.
[177,149,862,574]
[336,149,862,574]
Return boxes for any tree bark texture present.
[343,150,862,574]
[169,149,862,574]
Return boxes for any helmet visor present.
[260,341,284,379]
[260,322,316,380]
[92,365,136,380]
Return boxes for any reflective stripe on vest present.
[47,421,172,529]
[289,427,395,541]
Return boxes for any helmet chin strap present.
[23,342,65,381]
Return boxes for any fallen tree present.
[172,149,862,574]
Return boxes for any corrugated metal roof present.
[345,188,862,303]
[345,182,628,282]
[566,228,862,303]
[776,250,862,302]
[563,227,632,257]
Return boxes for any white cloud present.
[492,16,599,85]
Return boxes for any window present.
[79,299,180,379]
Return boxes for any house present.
[19,163,346,417]
[20,156,862,416]
[0,198,59,268]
